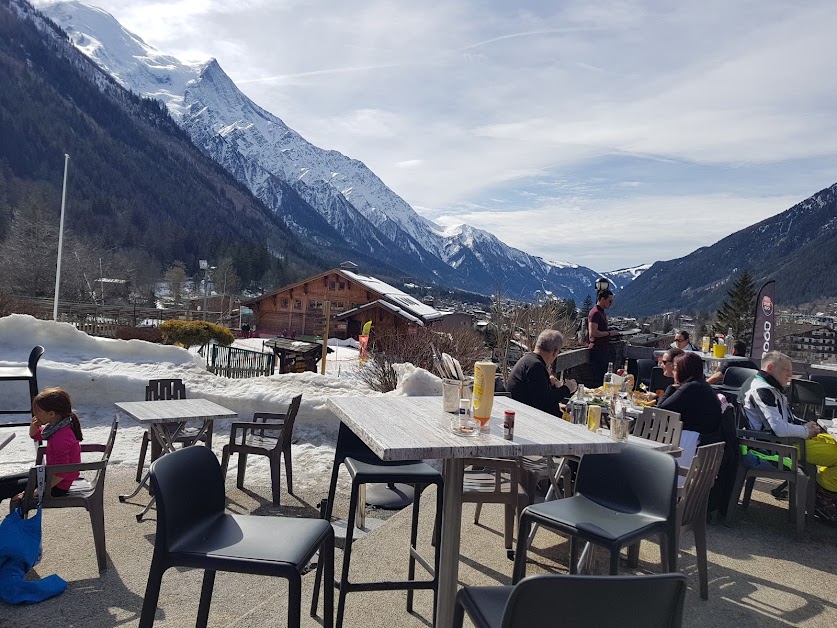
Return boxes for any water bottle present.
[603,362,615,395]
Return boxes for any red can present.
[503,410,515,440]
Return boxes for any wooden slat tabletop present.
[114,399,238,424]
[326,395,621,461]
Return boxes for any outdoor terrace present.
[2,452,836,627]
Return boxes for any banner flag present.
[750,280,775,362]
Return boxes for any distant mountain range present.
[40,0,633,302]
[617,182,837,315]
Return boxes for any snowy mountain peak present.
[40,1,646,300]
[41,1,204,118]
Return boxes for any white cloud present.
[36,1,837,271]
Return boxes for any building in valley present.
[775,325,837,363]
[242,263,444,339]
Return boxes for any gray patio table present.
[326,394,621,628]
[115,398,237,521]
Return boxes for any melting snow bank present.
[0,314,443,480]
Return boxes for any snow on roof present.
[336,299,424,325]
[341,270,443,322]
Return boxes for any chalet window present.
[329,281,336,290]
[294,299,302,310]
[338,282,346,290]
[335,301,344,310]
[350,303,359,309]
[309,301,323,310]
[281,298,289,308]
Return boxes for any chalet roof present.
[243,267,443,324]
[335,299,424,325]
[340,270,443,322]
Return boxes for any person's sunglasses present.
[662,359,673,364]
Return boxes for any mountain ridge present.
[40,0,627,301]
[617,182,837,314]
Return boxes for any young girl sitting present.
[0,388,83,503]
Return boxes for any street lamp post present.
[595,277,610,293]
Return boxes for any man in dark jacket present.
[507,330,577,416]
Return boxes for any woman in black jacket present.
[658,351,722,436]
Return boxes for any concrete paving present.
[2,465,836,628]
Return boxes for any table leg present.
[435,458,464,628]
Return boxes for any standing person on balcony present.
[742,351,837,522]
[588,289,619,386]
[507,330,577,416]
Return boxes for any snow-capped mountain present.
[41,1,636,300]
[602,264,652,290]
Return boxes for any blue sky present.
[38,1,837,271]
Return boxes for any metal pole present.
[202,268,209,321]
[320,300,331,375]
[53,154,70,321]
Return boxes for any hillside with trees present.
[0,0,324,303]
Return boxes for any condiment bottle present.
[503,410,515,440]
[458,398,471,430]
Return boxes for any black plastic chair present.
[512,444,678,580]
[139,446,334,628]
[789,378,825,420]
[635,358,655,389]
[312,422,443,628]
[810,374,837,417]
[0,345,44,418]
[649,366,674,393]
[453,573,687,628]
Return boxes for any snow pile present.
[0,315,442,491]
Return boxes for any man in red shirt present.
[588,289,618,386]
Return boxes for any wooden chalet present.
[242,263,444,339]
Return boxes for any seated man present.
[742,351,837,521]
[507,329,577,417]
[706,340,759,385]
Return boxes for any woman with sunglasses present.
[658,352,723,435]
[658,347,684,382]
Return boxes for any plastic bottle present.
[726,327,734,351]
[503,410,515,440]
[472,361,497,433]
[458,398,471,431]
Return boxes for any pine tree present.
[582,294,593,314]
[715,271,757,345]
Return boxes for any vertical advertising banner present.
[750,280,775,362]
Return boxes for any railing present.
[208,344,275,379]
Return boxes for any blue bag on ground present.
[0,465,67,604]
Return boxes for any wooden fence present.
[208,344,275,379]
